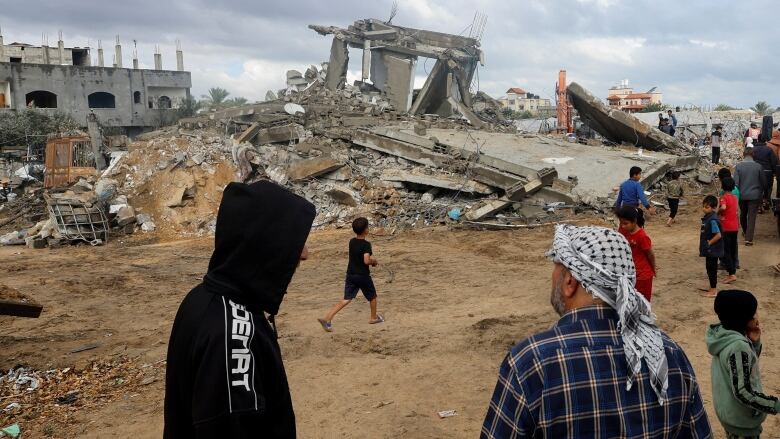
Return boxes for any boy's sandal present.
[317,318,333,332]
[699,291,718,298]
[745,241,754,246]
[369,314,385,325]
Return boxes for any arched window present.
[88,92,116,109]
[25,90,57,108]
[158,96,172,109]
[133,91,141,104]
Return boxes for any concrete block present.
[322,166,353,181]
[505,181,527,201]
[116,205,137,226]
[25,237,47,249]
[697,169,713,184]
[465,199,511,221]
[326,186,358,206]
[287,158,344,181]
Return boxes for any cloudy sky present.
[1,0,776,108]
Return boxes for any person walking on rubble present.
[164,181,315,438]
[614,166,657,216]
[668,109,678,136]
[711,125,723,165]
[318,217,384,332]
[481,225,712,438]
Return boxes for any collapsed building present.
[0,30,191,136]
[1,17,711,248]
[309,18,485,126]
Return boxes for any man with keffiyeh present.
[481,225,712,438]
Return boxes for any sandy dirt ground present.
[1,201,778,438]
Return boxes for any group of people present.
[159,179,776,438]
[658,109,678,136]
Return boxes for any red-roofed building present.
[606,80,663,113]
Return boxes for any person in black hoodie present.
[164,180,315,438]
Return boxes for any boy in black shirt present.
[318,217,383,332]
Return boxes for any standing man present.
[769,130,780,197]
[481,225,712,438]
[164,181,316,438]
[752,133,779,207]
[667,109,678,136]
[711,125,723,165]
[734,148,767,246]
[614,166,657,215]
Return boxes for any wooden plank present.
[0,299,43,318]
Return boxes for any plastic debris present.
[0,423,20,438]
[437,410,457,418]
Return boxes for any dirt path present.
[1,202,778,438]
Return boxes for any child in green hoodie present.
[707,290,780,438]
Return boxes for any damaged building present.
[0,31,191,136]
[309,18,484,125]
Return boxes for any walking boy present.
[665,171,683,226]
[614,166,657,215]
[719,177,739,284]
[711,125,722,164]
[707,290,780,438]
[318,217,384,332]
[700,196,724,298]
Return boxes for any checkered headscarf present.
[546,225,669,404]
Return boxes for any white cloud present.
[572,37,646,65]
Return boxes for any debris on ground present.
[0,358,164,432]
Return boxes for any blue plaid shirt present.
[481,305,712,438]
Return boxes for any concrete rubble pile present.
[0,19,711,241]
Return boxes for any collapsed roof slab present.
[406,128,697,207]
[567,82,693,155]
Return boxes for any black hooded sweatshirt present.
[164,181,315,438]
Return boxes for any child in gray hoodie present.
[707,290,780,438]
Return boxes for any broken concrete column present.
[466,199,512,221]
[370,50,416,112]
[114,35,122,69]
[324,37,349,91]
[362,39,371,82]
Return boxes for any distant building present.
[606,79,662,113]
[0,31,191,136]
[499,88,552,116]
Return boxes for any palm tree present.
[225,97,248,107]
[177,96,202,117]
[750,101,773,116]
[713,104,736,111]
[201,87,230,110]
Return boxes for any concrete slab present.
[413,128,689,204]
[287,158,344,181]
[380,169,494,195]
[567,82,693,155]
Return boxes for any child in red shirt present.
[616,206,657,301]
[718,177,739,284]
